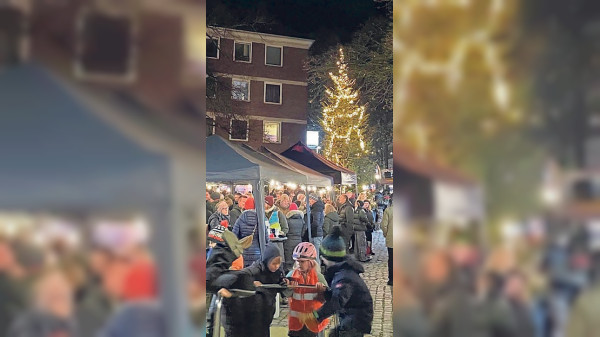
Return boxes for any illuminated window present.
[263,121,281,143]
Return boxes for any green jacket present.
[567,283,600,337]
[381,206,393,248]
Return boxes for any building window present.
[264,121,281,143]
[206,37,219,59]
[264,83,282,104]
[230,119,249,141]
[77,11,135,79]
[234,41,251,62]
[265,45,282,66]
[232,79,250,101]
[207,116,215,136]
[207,76,217,98]
[0,8,24,67]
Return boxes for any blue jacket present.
[232,210,269,255]
[310,200,325,237]
[316,256,374,333]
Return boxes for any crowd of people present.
[205,186,393,337]
[392,221,600,337]
[0,220,206,337]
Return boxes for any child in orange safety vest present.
[286,242,329,337]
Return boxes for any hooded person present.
[217,244,289,337]
[300,226,374,336]
[232,196,270,267]
[229,194,248,227]
[284,203,307,273]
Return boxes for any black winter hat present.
[319,226,347,262]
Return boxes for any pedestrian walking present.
[566,252,600,337]
[287,243,329,337]
[504,270,536,337]
[380,200,393,286]
[300,226,374,337]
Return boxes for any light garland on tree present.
[321,48,369,167]
[396,0,520,151]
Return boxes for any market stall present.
[281,141,357,186]
[206,135,310,252]
[259,146,334,189]
[0,64,203,336]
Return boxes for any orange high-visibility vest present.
[288,268,329,332]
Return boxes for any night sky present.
[207,0,388,53]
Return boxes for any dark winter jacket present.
[206,243,239,293]
[323,212,340,237]
[365,209,375,232]
[220,245,287,337]
[310,200,325,238]
[229,205,243,228]
[0,273,27,336]
[76,277,114,336]
[430,272,517,337]
[8,310,79,337]
[286,210,306,240]
[316,256,374,334]
[232,210,269,256]
[353,208,369,232]
[206,200,217,223]
[338,201,355,242]
[208,211,229,230]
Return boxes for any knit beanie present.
[319,226,346,262]
[289,203,298,211]
[208,224,227,243]
[265,196,275,207]
[210,191,221,200]
[244,197,255,210]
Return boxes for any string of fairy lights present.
[396,0,520,152]
[321,48,369,166]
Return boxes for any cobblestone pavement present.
[272,230,393,337]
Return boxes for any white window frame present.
[264,45,283,67]
[231,78,251,102]
[206,36,220,59]
[264,82,282,105]
[74,8,138,83]
[229,118,249,142]
[233,41,252,63]
[263,121,282,144]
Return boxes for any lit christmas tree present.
[321,48,370,168]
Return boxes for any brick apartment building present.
[206,26,314,152]
[0,0,204,122]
